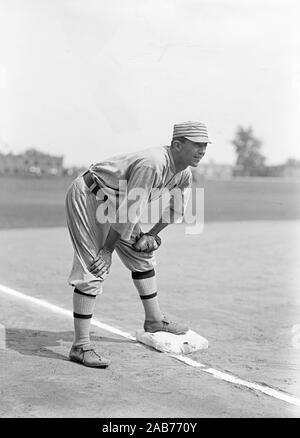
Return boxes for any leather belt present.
[83,170,104,197]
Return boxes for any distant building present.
[282,166,300,178]
[265,159,300,178]
[192,160,233,181]
[63,166,86,177]
[192,158,300,181]
[0,148,64,176]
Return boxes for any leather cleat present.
[69,345,110,368]
[144,316,189,335]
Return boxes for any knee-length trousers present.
[65,174,156,296]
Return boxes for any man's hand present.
[90,247,112,278]
[132,232,161,253]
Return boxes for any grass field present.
[0,175,300,417]
[0,175,299,228]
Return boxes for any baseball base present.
[135,329,208,354]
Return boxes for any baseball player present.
[65,121,211,367]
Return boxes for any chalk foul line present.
[0,283,299,409]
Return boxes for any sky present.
[0,0,299,167]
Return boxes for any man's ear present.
[172,140,182,151]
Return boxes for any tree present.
[231,126,267,176]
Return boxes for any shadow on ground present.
[5,328,133,361]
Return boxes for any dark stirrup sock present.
[131,270,163,322]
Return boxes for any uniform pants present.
[65,174,156,296]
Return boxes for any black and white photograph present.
[0,0,299,420]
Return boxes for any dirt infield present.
[0,221,299,417]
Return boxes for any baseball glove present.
[132,232,162,253]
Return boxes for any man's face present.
[179,139,208,167]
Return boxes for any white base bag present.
[135,329,208,354]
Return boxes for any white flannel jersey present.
[89,145,192,240]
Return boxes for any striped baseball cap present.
[173,121,212,143]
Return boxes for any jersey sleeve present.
[110,165,157,240]
[161,169,193,224]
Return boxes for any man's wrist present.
[147,230,157,237]
[148,224,161,236]
[148,221,169,236]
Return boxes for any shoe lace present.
[162,315,172,325]
[162,316,182,329]
[85,347,102,360]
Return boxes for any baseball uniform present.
[65,145,192,297]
